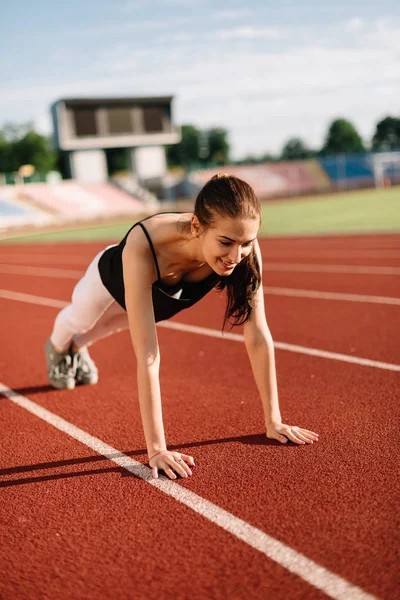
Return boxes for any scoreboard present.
[51,96,180,151]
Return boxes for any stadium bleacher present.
[188,160,331,200]
[319,153,374,187]
[0,181,148,232]
[0,187,53,231]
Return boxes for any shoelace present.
[71,351,81,372]
[74,350,96,374]
[50,354,73,379]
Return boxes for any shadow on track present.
[0,434,292,488]
[2,384,58,397]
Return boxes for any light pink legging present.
[50,247,129,350]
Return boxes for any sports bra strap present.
[136,222,161,281]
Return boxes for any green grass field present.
[259,186,400,236]
[1,187,399,244]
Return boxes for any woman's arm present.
[243,282,282,429]
[122,232,194,478]
[243,241,319,445]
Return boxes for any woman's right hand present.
[149,450,195,480]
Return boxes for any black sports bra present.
[98,214,220,322]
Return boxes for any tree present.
[371,116,400,151]
[13,130,57,172]
[259,153,279,163]
[234,155,262,165]
[105,148,129,175]
[0,130,17,172]
[0,123,57,173]
[320,119,365,155]
[207,128,230,164]
[280,137,314,161]
[166,125,201,167]
[1,121,35,142]
[166,125,231,168]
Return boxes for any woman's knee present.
[54,303,102,336]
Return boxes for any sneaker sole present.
[76,375,99,385]
[48,378,76,390]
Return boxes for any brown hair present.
[194,174,261,330]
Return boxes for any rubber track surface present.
[1,233,399,600]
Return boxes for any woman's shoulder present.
[126,212,191,248]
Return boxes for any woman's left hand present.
[266,422,319,445]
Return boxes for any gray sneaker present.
[45,338,76,390]
[74,346,99,385]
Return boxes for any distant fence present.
[1,151,400,203]
[319,154,373,188]
[176,151,400,200]
[319,151,400,189]
[0,171,62,186]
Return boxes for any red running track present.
[1,233,399,600]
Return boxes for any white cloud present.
[2,16,400,159]
[211,9,254,20]
[35,112,53,136]
[165,0,197,5]
[344,17,365,32]
[362,17,400,51]
[73,19,172,37]
[118,0,142,13]
[376,84,396,96]
[170,33,193,42]
[215,26,284,40]
[119,0,197,11]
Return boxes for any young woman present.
[45,174,319,480]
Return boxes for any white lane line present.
[0,289,69,308]
[2,250,400,261]
[263,263,400,275]
[0,382,378,600]
[0,265,84,278]
[158,322,400,372]
[1,261,398,281]
[0,254,90,265]
[262,251,400,258]
[263,286,400,306]
[259,236,400,246]
[0,262,398,306]
[1,289,399,372]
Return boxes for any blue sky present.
[1,0,399,158]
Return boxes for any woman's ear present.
[191,215,201,237]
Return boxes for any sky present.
[1,0,399,159]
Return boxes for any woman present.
[45,174,319,480]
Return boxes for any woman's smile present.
[219,258,236,270]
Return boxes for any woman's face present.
[196,214,260,275]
